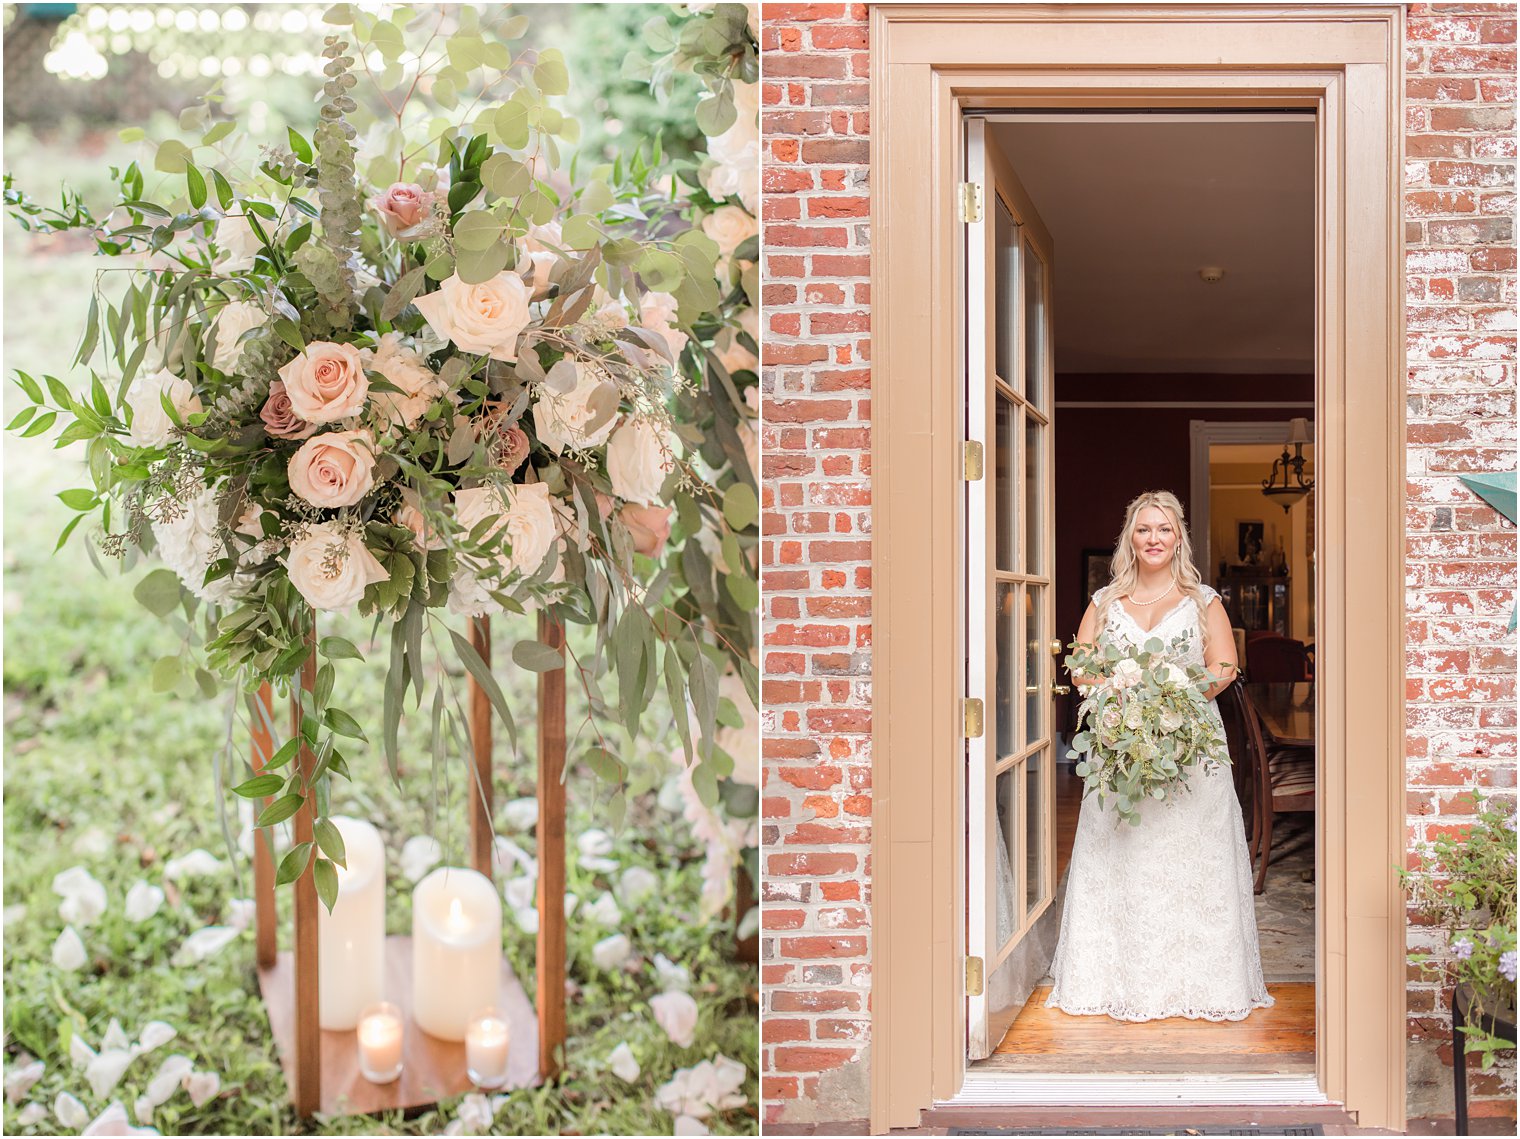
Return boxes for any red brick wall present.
[760,2,875,1125]
[1401,2,1517,1119]
[760,1,1517,1125]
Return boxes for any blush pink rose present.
[287,430,377,509]
[260,381,317,440]
[277,341,369,424]
[620,503,673,558]
[369,182,435,237]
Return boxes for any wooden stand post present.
[291,636,321,1117]
[251,683,278,970]
[468,616,494,878]
[536,613,568,1080]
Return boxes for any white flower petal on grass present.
[650,990,699,1049]
[737,905,761,942]
[183,1070,220,1107]
[653,954,691,993]
[581,855,619,873]
[18,1102,48,1126]
[564,893,579,919]
[654,1054,749,1119]
[55,1091,90,1130]
[102,1019,130,1053]
[585,891,621,927]
[503,876,536,911]
[492,835,537,878]
[675,1117,710,1136]
[145,1055,193,1107]
[226,898,256,931]
[577,829,614,858]
[607,1041,640,1083]
[132,1098,155,1127]
[53,867,108,927]
[83,1100,160,1135]
[171,925,239,966]
[4,1058,43,1104]
[502,797,538,831]
[512,906,539,935]
[399,836,443,884]
[3,903,27,926]
[70,1033,97,1069]
[592,933,631,970]
[456,1091,495,1134]
[71,828,112,856]
[53,926,88,972]
[130,1022,177,1059]
[163,849,224,881]
[86,1049,133,1099]
[619,866,659,908]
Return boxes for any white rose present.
[151,485,251,604]
[413,271,531,361]
[1159,707,1184,733]
[701,205,758,258]
[277,341,369,424]
[1123,702,1144,730]
[287,430,378,509]
[714,671,758,785]
[649,990,699,1049]
[362,333,446,430]
[531,361,619,453]
[638,291,689,359]
[607,417,675,506]
[209,300,265,373]
[213,211,264,273]
[524,221,562,300]
[1162,663,1190,688]
[1112,658,1143,690]
[283,523,390,611]
[126,369,202,447]
[456,482,558,577]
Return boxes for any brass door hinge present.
[966,955,984,996]
[963,697,984,739]
[963,440,984,481]
[958,181,984,223]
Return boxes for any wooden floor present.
[981,981,1315,1074]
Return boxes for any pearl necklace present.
[1125,581,1176,607]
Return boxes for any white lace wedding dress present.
[1043,583,1274,1022]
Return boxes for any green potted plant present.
[1400,791,1517,1071]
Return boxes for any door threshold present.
[943,1070,1332,1107]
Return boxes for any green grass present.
[1,135,757,1136]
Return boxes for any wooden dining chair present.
[1235,684,1315,894]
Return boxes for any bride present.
[1043,490,1274,1022]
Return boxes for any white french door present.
[965,117,1060,1060]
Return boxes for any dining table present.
[1244,681,1315,746]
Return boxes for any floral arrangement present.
[4,4,758,913]
[1400,793,1517,1070]
[1064,635,1231,826]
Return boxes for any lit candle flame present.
[446,896,470,935]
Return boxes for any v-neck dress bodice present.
[1041,582,1274,1023]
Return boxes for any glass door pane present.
[995,765,1021,952]
[1024,408,1043,576]
[1025,747,1047,921]
[995,582,1016,759]
[995,397,1017,571]
[1024,237,1046,410]
[1024,588,1044,746]
[994,198,1019,386]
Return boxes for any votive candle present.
[356,1001,403,1084]
[465,1009,511,1089]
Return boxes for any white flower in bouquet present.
[584,285,630,333]
[283,523,390,612]
[532,360,619,453]
[465,481,558,575]
[654,1054,748,1118]
[607,417,676,506]
[1161,663,1190,688]
[414,270,531,361]
[277,341,370,424]
[650,990,699,1048]
[395,488,446,551]
[213,211,264,273]
[714,670,759,785]
[1159,707,1184,733]
[1111,657,1143,689]
[701,205,757,258]
[701,83,760,212]
[209,300,266,373]
[363,333,447,430]
[524,220,563,299]
[125,369,201,447]
[151,486,249,605]
[638,291,690,359]
[287,430,377,509]
[234,504,283,565]
[716,308,759,376]
[1122,701,1144,730]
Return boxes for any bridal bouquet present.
[4,5,758,908]
[1064,635,1231,826]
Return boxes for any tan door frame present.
[868,4,1405,1132]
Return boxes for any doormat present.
[947,1129,1325,1136]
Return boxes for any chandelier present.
[1262,417,1314,512]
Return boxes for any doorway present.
[868,4,1404,1132]
[964,110,1320,1080]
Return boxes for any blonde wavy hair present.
[1095,490,1213,651]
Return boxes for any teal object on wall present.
[1458,472,1517,632]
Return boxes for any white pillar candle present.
[465,1009,511,1088]
[317,816,387,1030]
[356,1002,404,1083]
[412,866,502,1041]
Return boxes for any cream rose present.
[277,341,369,424]
[454,481,558,577]
[213,211,264,273]
[368,182,435,237]
[1159,707,1184,733]
[701,205,758,258]
[413,270,531,362]
[126,369,202,447]
[287,430,378,509]
[1112,658,1143,690]
[209,300,265,373]
[1161,663,1190,688]
[532,361,619,453]
[639,291,689,360]
[395,488,445,551]
[524,221,562,300]
[284,523,390,612]
[716,310,758,375]
[607,417,676,506]
[362,333,446,430]
[1123,702,1144,730]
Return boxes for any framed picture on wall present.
[1237,520,1265,564]
[1081,549,1112,606]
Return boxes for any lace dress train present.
[1043,584,1274,1022]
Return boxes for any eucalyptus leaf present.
[512,640,566,672]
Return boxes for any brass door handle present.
[1052,684,1071,696]
[1049,639,1063,657]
